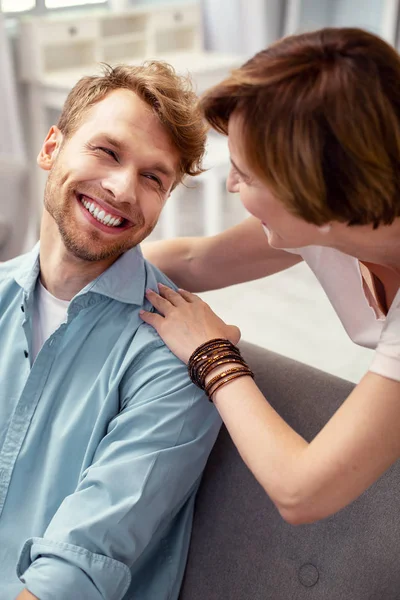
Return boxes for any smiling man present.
[0,63,220,600]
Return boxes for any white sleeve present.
[369,292,400,381]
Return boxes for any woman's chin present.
[265,229,284,248]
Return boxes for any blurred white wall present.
[202,0,284,58]
[0,13,28,260]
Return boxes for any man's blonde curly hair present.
[57,61,207,185]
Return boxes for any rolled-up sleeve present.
[18,539,130,600]
[17,335,221,599]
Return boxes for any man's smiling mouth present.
[78,194,127,228]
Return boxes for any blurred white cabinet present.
[17,1,202,81]
[284,0,400,45]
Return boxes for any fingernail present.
[145,288,152,295]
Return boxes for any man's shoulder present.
[136,259,180,353]
[143,258,179,292]
[120,260,187,377]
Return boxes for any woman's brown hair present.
[58,62,207,184]
[201,28,400,227]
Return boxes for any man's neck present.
[39,212,116,301]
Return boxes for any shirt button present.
[49,339,54,347]
[24,350,29,358]
[20,305,25,312]
[298,563,319,587]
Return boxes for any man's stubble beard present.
[43,159,156,262]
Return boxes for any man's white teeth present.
[80,197,123,227]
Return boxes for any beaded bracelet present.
[205,366,252,396]
[198,356,244,381]
[207,369,253,399]
[188,339,241,389]
[188,339,239,386]
[188,338,254,401]
[189,341,241,379]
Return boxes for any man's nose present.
[101,168,137,203]
[226,167,240,193]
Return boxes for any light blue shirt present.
[0,244,221,600]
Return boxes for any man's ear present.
[37,126,64,171]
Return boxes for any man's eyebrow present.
[230,158,249,179]
[149,162,176,180]
[95,134,176,180]
[98,134,125,151]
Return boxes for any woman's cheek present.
[240,188,266,220]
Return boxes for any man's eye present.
[144,174,163,189]
[97,147,119,162]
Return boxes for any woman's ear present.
[226,166,240,193]
[37,126,63,171]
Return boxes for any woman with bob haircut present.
[140,27,400,524]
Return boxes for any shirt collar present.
[85,245,146,305]
[13,243,146,306]
[13,242,41,297]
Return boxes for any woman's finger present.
[145,289,172,315]
[158,283,186,306]
[139,309,165,332]
[178,288,198,303]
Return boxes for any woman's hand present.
[140,283,241,363]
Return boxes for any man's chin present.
[67,241,134,263]
[57,216,156,263]
[59,229,131,263]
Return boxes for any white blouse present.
[282,243,400,382]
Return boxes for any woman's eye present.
[238,172,251,185]
[233,168,243,181]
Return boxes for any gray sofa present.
[180,341,400,600]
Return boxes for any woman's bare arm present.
[209,369,400,524]
[142,217,302,292]
[140,286,400,525]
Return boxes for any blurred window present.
[1,0,36,10]
[1,0,107,12]
[45,0,107,7]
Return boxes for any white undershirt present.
[32,280,70,361]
